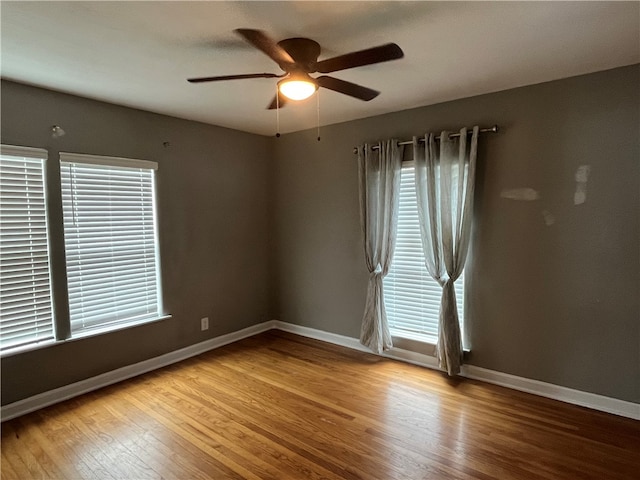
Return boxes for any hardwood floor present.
[2,330,639,480]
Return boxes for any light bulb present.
[279,80,317,101]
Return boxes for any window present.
[384,161,464,342]
[0,146,55,350]
[60,153,162,335]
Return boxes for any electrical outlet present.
[200,317,209,331]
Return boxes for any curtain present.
[357,140,403,353]
[413,127,479,375]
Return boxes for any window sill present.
[1,314,172,358]
[390,329,470,356]
[0,339,58,358]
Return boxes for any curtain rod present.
[352,125,499,154]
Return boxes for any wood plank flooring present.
[2,330,639,479]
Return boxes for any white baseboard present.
[272,321,639,420]
[460,365,639,420]
[274,320,372,353]
[3,319,638,421]
[1,321,276,422]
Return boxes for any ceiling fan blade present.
[315,43,403,73]
[188,73,282,83]
[267,92,289,110]
[234,28,295,69]
[316,76,379,101]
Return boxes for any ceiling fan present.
[188,29,404,109]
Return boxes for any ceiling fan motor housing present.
[277,38,321,72]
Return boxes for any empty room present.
[1,1,639,479]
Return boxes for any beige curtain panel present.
[413,127,479,375]
[357,140,403,353]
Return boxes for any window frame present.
[59,152,165,337]
[384,159,465,345]
[0,145,56,352]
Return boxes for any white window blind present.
[0,145,55,351]
[384,162,464,342]
[60,153,161,335]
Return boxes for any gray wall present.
[2,65,638,407]
[1,80,271,404]
[271,65,639,403]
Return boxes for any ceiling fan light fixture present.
[278,75,318,101]
[188,29,403,109]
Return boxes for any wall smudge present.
[574,165,591,205]
[542,210,556,226]
[500,188,540,201]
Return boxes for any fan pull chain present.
[316,89,321,142]
[275,85,281,138]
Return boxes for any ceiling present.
[1,1,638,136]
